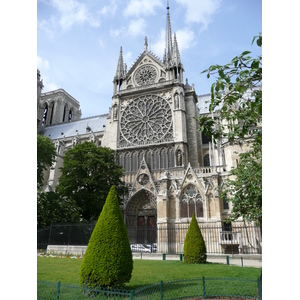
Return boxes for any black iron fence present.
[37,274,262,299]
[38,221,262,255]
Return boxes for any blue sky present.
[37,0,262,118]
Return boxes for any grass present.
[37,256,261,289]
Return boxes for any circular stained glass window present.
[120,95,173,145]
[135,65,157,86]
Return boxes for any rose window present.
[135,65,157,86]
[120,95,173,146]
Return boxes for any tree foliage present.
[80,185,133,288]
[37,191,80,229]
[199,34,262,226]
[183,212,207,264]
[224,136,262,225]
[37,133,56,189]
[56,142,127,222]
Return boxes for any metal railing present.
[38,222,262,255]
[37,274,262,299]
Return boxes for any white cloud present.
[175,0,221,30]
[110,27,126,38]
[110,18,146,39]
[123,0,163,17]
[151,29,165,58]
[124,51,133,68]
[37,18,56,39]
[100,0,117,16]
[37,55,50,71]
[45,0,101,32]
[175,28,196,52]
[151,27,196,59]
[128,18,146,37]
[98,38,105,48]
[37,56,59,92]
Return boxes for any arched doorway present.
[125,189,157,245]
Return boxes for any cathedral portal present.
[125,189,157,245]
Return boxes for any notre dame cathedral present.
[37,5,261,254]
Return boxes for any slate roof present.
[39,114,109,140]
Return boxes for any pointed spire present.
[144,36,148,52]
[163,1,173,65]
[172,32,181,66]
[115,46,125,80]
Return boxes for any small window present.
[42,104,48,125]
[223,196,229,210]
[68,109,72,121]
[202,132,211,144]
[168,148,174,168]
[204,154,210,167]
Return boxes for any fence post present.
[48,219,53,247]
[226,255,229,265]
[160,280,163,300]
[130,290,134,300]
[56,281,61,300]
[257,271,262,300]
[202,276,206,300]
[241,257,243,267]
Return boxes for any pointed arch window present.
[118,153,124,170]
[63,105,68,122]
[138,151,144,167]
[204,154,210,167]
[168,148,174,168]
[223,195,229,210]
[180,185,203,218]
[153,149,159,170]
[132,152,138,172]
[160,148,167,169]
[68,109,72,121]
[125,153,131,172]
[49,102,54,125]
[42,104,48,125]
[145,150,152,169]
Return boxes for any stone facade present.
[38,5,261,254]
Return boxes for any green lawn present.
[37,256,261,289]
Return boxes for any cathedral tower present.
[102,2,203,247]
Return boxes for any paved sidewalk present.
[132,253,262,268]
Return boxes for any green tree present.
[56,142,127,222]
[80,185,133,288]
[37,191,80,229]
[199,34,262,226]
[37,133,56,189]
[183,212,207,264]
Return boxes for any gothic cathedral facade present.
[38,5,256,254]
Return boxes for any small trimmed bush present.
[80,185,133,288]
[183,211,207,264]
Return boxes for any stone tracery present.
[134,65,157,86]
[120,95,173,146]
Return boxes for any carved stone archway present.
[125,189,157,245]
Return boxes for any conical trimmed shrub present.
[183,211,207,264]
[80,185,133,288]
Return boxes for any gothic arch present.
[62,104,69,122]
[145,149,152,169]
[125,189,157,244]
[153,148,160,170]
[42,103,48,125]
[132,151,138,172]
[167,147,175,168]
[179,184,204,219]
